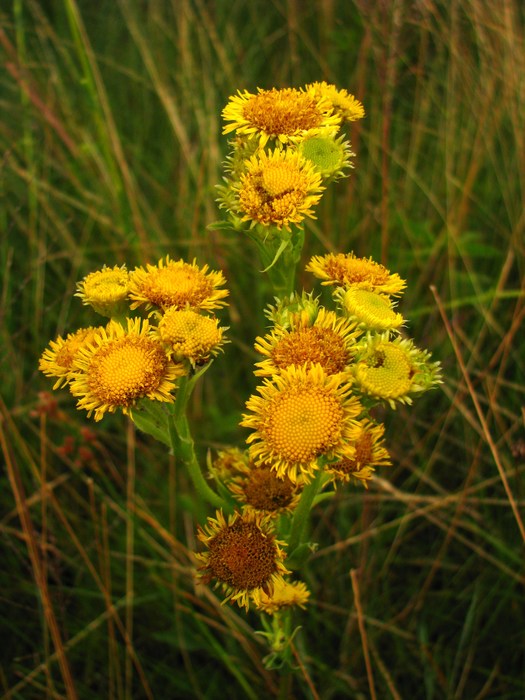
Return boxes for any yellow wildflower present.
[196,509,289,610]
[294,127,354,179]
[75,264,130,317]
[222,87,340,147]
[129,256,228,312]
[327,419,391,487]
[306,252,406,296]
[254,307,360,377]
[335,287,405,332]
[69,318,185,421]
[306,81,365,123]
[233,149,324,230]
[39,326,102,389]
[253,578,310,614]
[208,447,250,482]
[156,308,227,367]
[352,333,442,409]
[227,462,301,515]
[242,364,363,483]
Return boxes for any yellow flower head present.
[334,287,405,332]
[327,419,391,487]
[253,578,310,615]
[156,308,227,367]
[227,463,301,515]
[254,307,361,377]
[39,326,102,389]
[234,149,324,230]
[242,364,363,483]
[69,318,185,421]
[208,447,249,482]
[306,81,365,123]
[196,509,289,610]
[306,252,406,297]
[352,333,442,409]
[129,257,229,312]
[222,87,341,147]
[294,127,354,179]
[75,264,130,317]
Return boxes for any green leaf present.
[131,399,172,447]
[259,237,291,273]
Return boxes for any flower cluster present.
[243,253,441,483]
[194,85,440,618]
[197,252,441,612]
[217,83,364,234]
[39,257,229,422]
[38,83,444,640]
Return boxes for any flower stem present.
[287,469,324,555]
[252,227,305,299]
[169,375,227,511]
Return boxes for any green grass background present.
[1,1,524,698]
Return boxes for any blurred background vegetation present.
[1,1,524,698]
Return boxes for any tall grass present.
[1,1,524,698]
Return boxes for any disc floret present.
[39,326,102,389]
[222,87,341,147]
[242,363,363,483]
[69,318,185,421]
[306,252,406,297]
[75,264,130,317]
[129,256,229,312]
[352,333,442,409]
[233,149,324,231]
[254,307,361,377]
[196,509,289,610]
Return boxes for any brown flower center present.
[335,431,374,474]
[207,521,278,591]
[271,326,349,374]
[242,467,296,511]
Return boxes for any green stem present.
[169,375,227,511]
[252,227,305,299]
[288,470,324,555]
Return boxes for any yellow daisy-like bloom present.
[69,318,185,421]
[327,419,391,487]
[196,509,289,610]
[75,264,130,317]
[254,307,360,377]
[39,326,102,389]
[156,308,227,367]
[227,463,301,515]
[306,81,365,123]
[222,87,341,147]
[306,252,406,297]
[335,287,405,332]
[128,257,229,312]
[208,447,249,482]
[352,333,442,409]
[234,149,324,230]
[253,578,310,614]
[242,364,363,483]
[294,127,354,180]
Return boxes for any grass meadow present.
[1,1,524,698]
